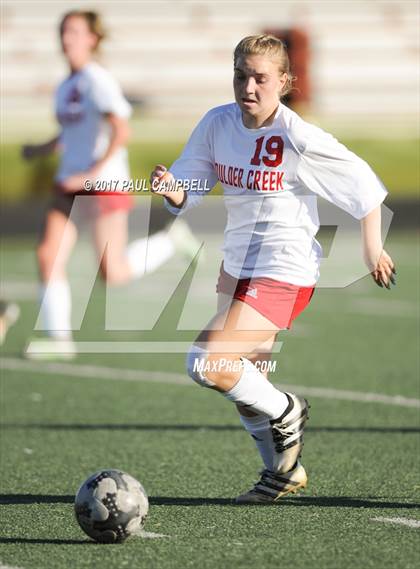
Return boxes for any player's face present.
[61,16,98,68]
[233,55,287,128]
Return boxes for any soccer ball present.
[74,469,149,543]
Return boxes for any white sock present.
[126,231,175,278]
[240,414,274,471]
[39,279,72,340]
[224,357,288,420]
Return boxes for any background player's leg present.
[37,209,77,340]
[94,210,133,285]
[0,300,20,345]
[126,217,202,276]
[94,210,194,284]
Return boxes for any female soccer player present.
[150,35,396,503]
[23,10,195,358]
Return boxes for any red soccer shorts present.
[51,185,134,218]
[216,263,315,329]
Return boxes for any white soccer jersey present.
[166,102,387,286]
[55,61,131,183]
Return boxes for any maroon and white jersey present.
[55,62,131,183]
[166,102,387,286]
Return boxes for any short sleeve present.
[295,123,387,219]
[166,110,219,215]
[90,68,132,119]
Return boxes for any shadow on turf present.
[0,537,89,545]
[2,423,420,433]
[1,494,419,510]
[151,496,420,509]
[0,494,74,504]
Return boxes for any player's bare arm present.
[94,113,130,172]
[22,135,61,160]
[361,204,396,289]
[60,113,130,192]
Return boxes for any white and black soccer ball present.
[74,469,149,543]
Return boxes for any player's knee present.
[205,354,243,387]
[186,345,215,388]
[99,263,127,286]
[186,346,241,389]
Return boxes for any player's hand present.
[371,249,396,289]
[61,165,102,193]
[60,172,90,193]
[22,144,40,160]
[150,164,174,195]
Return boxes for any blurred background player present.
[0,300,20,346]
[151,34,396,503]
[22,10,197,359]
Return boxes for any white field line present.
[0,563,25,569]
[1,357,190,386]
[1,278,418,318]
[279,384,420,409]
[2,357,420,409]
[371,517,420,529]
[25,341,285,355]
[137,530,169,539]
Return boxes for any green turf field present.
[0,229,419,569]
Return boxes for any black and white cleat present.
[270,392,310,474]
[235,462,307,504]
